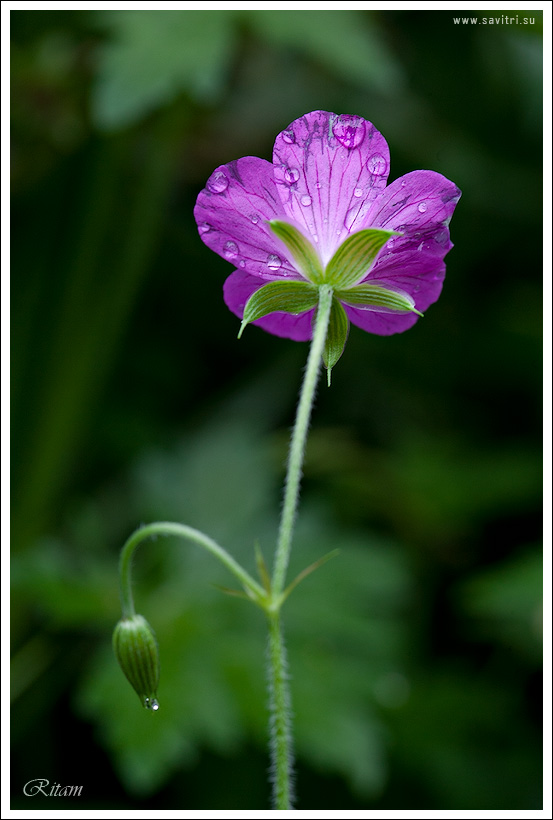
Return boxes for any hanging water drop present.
[224,241,239,260]
[206,170,229,194]
[367,154,387,176]
[332,115,366,149]
[198,222,212,235]
[284,167,300,185]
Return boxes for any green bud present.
[113,614,160,711]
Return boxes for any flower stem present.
[118,521,265,619]
[271,284,333,598]
[266,284,333,809]
[267,611,293,809]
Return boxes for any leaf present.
[337,283,423,315]
[268,220,324,283]
[325,229,397,289]
[322,298,349,386]
[239,280,318,338]
[92,11,237,129]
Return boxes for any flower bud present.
[113,614,160,710]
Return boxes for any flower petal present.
[345,304,420,337]
[194,157,302,280]
[273,110,390,265]
[366,249,446,314]
[364,170,461,258]
[223,270,314,341]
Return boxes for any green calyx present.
[113,614,160,710]
[239,223,422,379]
[325,228,399,288]
[238,280,319,338]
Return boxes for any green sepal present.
[325,228,398,289]
[268,220,325,284]
[337,283,423,316]
[322,297,349,386]
[239,280,318,338]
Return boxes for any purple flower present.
[194,110,460,369]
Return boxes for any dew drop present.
[301,194,312,207]
[344,202,362,231]
[198,222,211,235]
[332,114,366,149]
[250,213,259,224]
[418,202,427,213]
[224,240,239,260]
[206,170,229,194]
[267,254,282,270]
[284,167,300,185]
[367,154,388,176]
[353,187,363,198]
[239,260,246,268]
[150,698,159,711]
[281,129,295,144]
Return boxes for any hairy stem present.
[272,284,333,598]
[267,611,293,809]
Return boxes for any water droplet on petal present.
[354,188,363,198]
[344,203,362,231]
[284,167,300,185]
[239,259,246,268]
[224,240,239,260]
[418,202,427,213]
[267,254,282,271]
[281,129,295,144]
[198,222,212,235]
[301,194,312,207]
[332,114,366,149]
[250,213,259,224]
[206,170,229,194]
[367,154,388,176]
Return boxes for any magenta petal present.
[365,170,461,258]
[273,111,390,266]
[223,270,314,341]
[365,249,446,314]
[194,157,301,280]
[345,305,420,336]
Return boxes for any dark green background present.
[11,9,543,810]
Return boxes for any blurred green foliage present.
[11,9,542,810]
